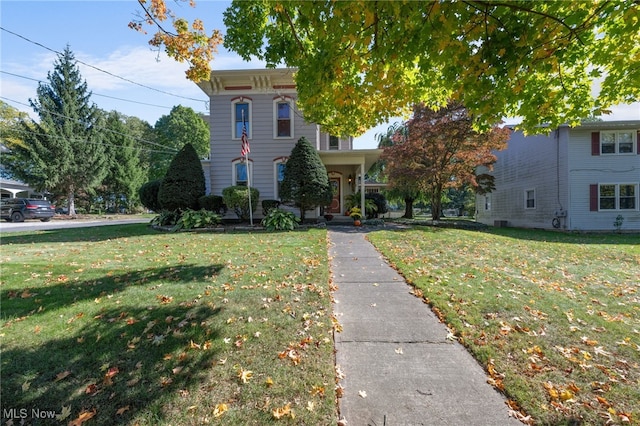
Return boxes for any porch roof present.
[318,149,382,173]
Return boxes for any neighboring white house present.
[195,68,382,219]
[476,121,640,231]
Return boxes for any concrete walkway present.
[329,226,521,426]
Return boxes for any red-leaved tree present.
[382,102,510,220]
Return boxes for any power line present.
[9,127,177,155]
[0,96,178,153]
[1,70,175,111]
[0,26,207,103]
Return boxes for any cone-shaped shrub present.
[158,143,205,212]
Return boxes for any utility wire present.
[1,26,207,103]
[10,127,177,155]
[1,96,178,153]
[1,71,175,111]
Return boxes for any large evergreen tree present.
[157,143,205,212]
[280,137,331,221]
[99,111,147,212]
[151,105,209,180]
[5,47,107,214]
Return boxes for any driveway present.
[0,216,150,233]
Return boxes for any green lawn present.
[1,224,336,425]
[368,226,639,425]
[2,224,638,425]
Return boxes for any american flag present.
[241,120,250,157]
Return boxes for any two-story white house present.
[476,121,640,231]
[195,68,382,220]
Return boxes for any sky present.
[1,1,638,151]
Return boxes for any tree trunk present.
[431,192,442,221]
[68,186,76,216]
[402,197,414,219]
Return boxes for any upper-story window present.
[274,97,294,138]
[329,136,339,150]
[233,99,251,140]
[601,131,635,154]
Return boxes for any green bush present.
[261,208,300,231]
[174,209,221,231]
[158,143,206,212]
[262,199,281,216]
[365,192,388,218]
[222,186,259,221]
[139,179,162,212]
[150,210,181,227]
[199,195,226,214]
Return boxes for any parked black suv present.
[0,198,56,222]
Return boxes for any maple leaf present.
[213,403,228,418]
[68,409,96,426]
[272,403,295,419]
[56,405,71,421]
[237,368,253,383]
[265,377,274,387]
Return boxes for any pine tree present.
[100,111,147,212]
[157,143,205,212]
[7,46,107,214]
[280,137,331,221]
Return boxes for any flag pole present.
[241,110,253,226]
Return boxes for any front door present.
[327,177,341,214]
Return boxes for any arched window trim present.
[273,96,295,139]
[231,158,254,186]
[231,97,253,140]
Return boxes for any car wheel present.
[10,211,24,222]
[41,217,52,222]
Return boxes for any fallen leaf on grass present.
[68,409,96,426]
[56,405,71,421]
[116,406,129,415]
[213,403,228,418]
[272,403,295,419]
[54,370,71,382]
[237,368,253,384]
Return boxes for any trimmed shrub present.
[139,179,162,212]
[174,209,221,231]
[158,143,206,212]
[262,199,281,216]
[261,208,300,231]
[222,186,259,221]
[280,137,332,221]
[199,195,226,214]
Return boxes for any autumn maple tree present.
[381,102,510,220]
[131,0,639,135]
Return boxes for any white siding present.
[476,129,569,229]
[567,128,640,231]
[477,123,640,231]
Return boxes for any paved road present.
[0,217,150,233]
